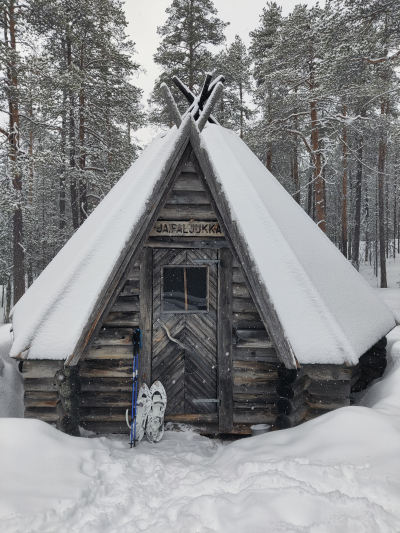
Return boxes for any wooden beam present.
[145,237,228,249]
[160,83,182,127]
[172,76,194,104]
[197,82,224,132]
[217,247,234,433]
[139,248,153,387]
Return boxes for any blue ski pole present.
[130,328,141,448]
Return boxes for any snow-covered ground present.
[1,256,400,532]
[1,320,400,532]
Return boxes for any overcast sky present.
[123,0,322,145]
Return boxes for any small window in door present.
[163,266,208,312]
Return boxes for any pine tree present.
[0,0,144,312]
[0,0,25,304]
[149,0,228,126]
[214,35,252,138]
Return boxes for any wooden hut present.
[10,75,396,436]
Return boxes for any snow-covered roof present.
[10,117,396,366]
[200,125,396,365]
[10,119,190,362]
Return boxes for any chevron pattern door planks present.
[152,248,218,415]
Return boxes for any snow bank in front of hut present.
[0,324,23,418]
[1,329,400,532]
[10,121,189,361]
[201,124,396,364]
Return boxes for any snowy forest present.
[1,0,400,318]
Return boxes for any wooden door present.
[152,249,218,417]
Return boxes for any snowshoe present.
[146,381,167,443]
[135,383,152,443]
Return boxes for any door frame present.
[139,245,234,432]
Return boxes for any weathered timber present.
[93,328,133,346]
[24,377,58,392]
[24,407,58,422]
[125,267,140,282]
[276,375,311,399]
[22,360,62,379]
[233,346,279,363]
[160,82,182,127]
[218,247,233,432]
[235,329,272,349]
[181,161,197,173]
[233,410,276,425]
[110,296,139,313]
[173,174,204,190]
[85,346,133,360]
[233,392,279,407]
[232,283,250,299]
[302,364,354,381]
[103,312,139,328]
[78,391,131,407]
[233,360,279,375]
[276,391,310,415]
[80,377,131,392]
[80,420,129,434]
[307,378,351,397]
[158,204,217,221]
[165,190,210,205]
[119,283,139,297]
[306,395,350,410]
[232,298,258,314]
[234,403,278,414]
[232,313,264,329]
[165,413,218,424]
[275,404,309,429]
[233,380,278,395]
[139,248,153,387]
[197,82,224,131]
[56,365,81,436]
[24,391,59,408]
[189,126,297,368]
[232,268,246,284]
[145,237,228,249]
[80,360,131,378]
[234,368,279,383]
[277,364,306,384]
[79,407,127,421]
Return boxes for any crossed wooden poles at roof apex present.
[161,73,225,132]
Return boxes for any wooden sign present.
[151,221,224,237]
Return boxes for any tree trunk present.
[310,99,325,232]
[293,112,300,204]
[67,36,79,231]
[239,83,243,139]
[60,90,67,231]
[79,46,87,224]
[188,0,194,92]
[6,1,25,304]
[378,100,388,288]
[352,133,363,270]
[341,108,348,257]
[266,146,272,171]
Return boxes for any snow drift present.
[1,326,400,532]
